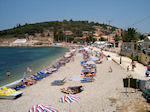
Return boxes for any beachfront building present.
[94,41,106,49]
[142,36,150,51]
[138,36,150,65]
[121,42,136,57]
[11,39,27,46]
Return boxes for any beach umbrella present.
[59,94,80,112]
[86,60,95,65]
[90,56,99,61]
[64,54,71,58]
[84,47,88,51]
[29,104,58,112]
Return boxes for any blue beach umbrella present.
[90,56,99,61]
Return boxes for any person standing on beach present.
[109,66,112,72]
[127,65,129,72]
[146,61,150,77]
[27,67,32,73]
[131,60,136,71]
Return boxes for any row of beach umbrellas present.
[29,48,80,112]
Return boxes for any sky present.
[0,0,150,33]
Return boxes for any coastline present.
[0,46,70,87]
[0,46,150,112]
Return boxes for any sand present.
[0,47,149,112]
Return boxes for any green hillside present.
[0,20,117,40]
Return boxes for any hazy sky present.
[0,0,150,33]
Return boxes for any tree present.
[122,28,137,42]
[114,34,121,42]
[99,37,107,41]
[138,34,146,40]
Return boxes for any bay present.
[0,47,68,86]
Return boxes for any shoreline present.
[0,46,150,112]
[0,46,70,87]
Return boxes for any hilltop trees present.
[122,28,137,42]
[0,20,118,43]
[122,27,147,42]
[114,34,121,42]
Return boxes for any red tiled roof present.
[95,30,104,35]
[93,36,101,39]
[80,36,88,39]
[64,30,73,33]
[93,25,102,29]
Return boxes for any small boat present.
[0,87,23,99]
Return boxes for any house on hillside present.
[64,30,73,35]
[93,25,102,31]
[93,36,101,41]
[101,35,109,40]
[94,30,104,36]
[113,29,122,36]
[82,31,92,36]
[108,34,115,43]
[80,36,88,39]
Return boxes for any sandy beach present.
[0,47,150,112]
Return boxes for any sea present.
[0,47,69,87]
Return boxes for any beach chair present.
[80,72,96,77]
[36,72,44,79]
[81,77,94,83]
[11,86,20,90]
[31,75,40,80]
[61,86,83,94]
[51,78,66,86]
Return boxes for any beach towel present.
[69,76,83,81]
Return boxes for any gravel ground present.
[0,50,149,112]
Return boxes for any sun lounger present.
[81,77,94,83]
[51,78,66,85]
[80,72,96,77]
[61,86,83,94]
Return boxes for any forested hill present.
[0,20,117,39]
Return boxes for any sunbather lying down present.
[23,78,36,86]
[61,86,83,94]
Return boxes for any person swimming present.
[6,71,10,76]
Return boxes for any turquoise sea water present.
[0,47,68,86]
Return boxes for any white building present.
[12,39,27,46]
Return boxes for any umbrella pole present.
[69,103,71,112]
